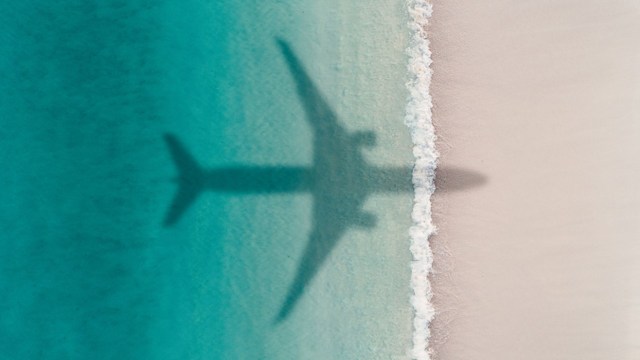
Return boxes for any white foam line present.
[405,1,437,359]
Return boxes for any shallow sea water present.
[0,1,415,359]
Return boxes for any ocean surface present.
[0,1,425,359]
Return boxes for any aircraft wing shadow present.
[275,214,348,322]
[274,39,375,322]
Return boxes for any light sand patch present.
[430,1,640,359]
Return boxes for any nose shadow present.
[435,166,487,193]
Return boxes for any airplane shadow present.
[162,39,487,324]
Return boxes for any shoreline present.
[405,1,437,359]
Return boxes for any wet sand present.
[429,1,640,359]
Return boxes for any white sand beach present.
[429,1,640,359]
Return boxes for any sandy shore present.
[429,1,640,359]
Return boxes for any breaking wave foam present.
[405,1,437,359]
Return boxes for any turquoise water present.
[0,1,414,359]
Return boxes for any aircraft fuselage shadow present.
[162,39,486,324]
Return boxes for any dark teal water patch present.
[0,1,306,359]
[0,2,169,358]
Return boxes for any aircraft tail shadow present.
[163,134,206,226]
